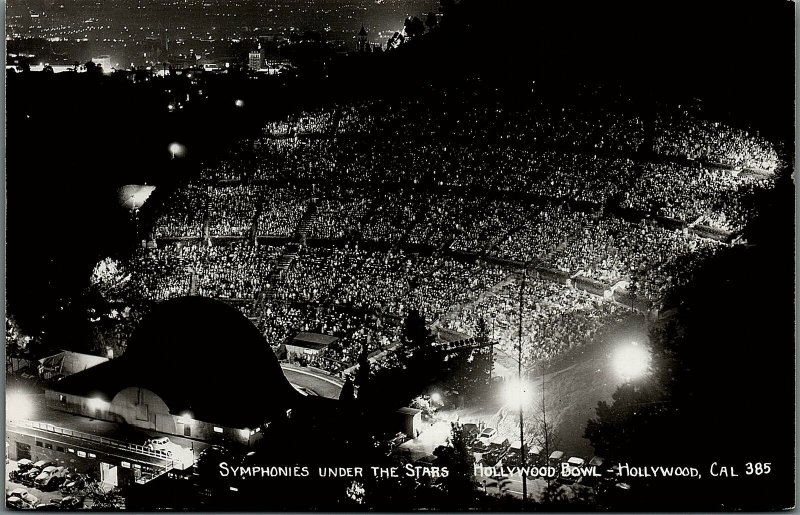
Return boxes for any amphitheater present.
[100,82,784,382]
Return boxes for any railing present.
[134,465,172,485]
[11,420,182,463]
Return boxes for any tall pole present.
[542,362,548,463]
[518,269,527,502]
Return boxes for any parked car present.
[32,461,54,471]
[35,466,67,491]
[489,436,510,452]
[7,496,26,509]
[8,487,28,499]
[503,440,523,466]
[460,423,480,439]
[21,468,43,486]
[479,427,497,439]
[548,450,564,465]
[388,432,410,450]
[58,473,86,495]
[15,459,34,472]
[527,445,543,466]
[144,436,171,451]
[480,448,506,467]
[9,469,27,483]
[579,456,606,486]
[10,492,40,509]
[566,456,585,468]
[470,437,491,453]
[557,457,586,484]
[34,500,62,510]
[59,496,83,509]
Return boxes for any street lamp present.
[502,378,532,409]
[613,341,650,381]
[169,142,186,159]
[517,269,528,502]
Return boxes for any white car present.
[479,428,497,439]
[145,436,173,455]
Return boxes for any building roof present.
[38,351,108,376]
[52,296,301,428]
[291,332,338,350]
[396,407,422,416]
[358,25,367,36]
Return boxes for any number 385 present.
[745,463,771,475]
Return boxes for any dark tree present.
[584,173,794,510]
[435,424,479,508]
[475,316,489,342]
[84,60,101,76]
[354,341,371,396]
[425,12,439,32]
[401,309,436,354]
[403,17,426,39]
[339,377,356,403]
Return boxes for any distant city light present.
[613,342,651,381]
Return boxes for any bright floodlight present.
[613,342,650,380]
[430,392,441,404]
[503,378,533,409]
[87,396,108,411]
[169,142,186,159]
[117,185,156,210]
[7,392,33,422]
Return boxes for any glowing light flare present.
[430,392,441,404]
[613,342,651,381]
[235,99,244,108]
[117,185,156,210]
[503,378,533,409]
[87,396,108,411]
[6,392,33,422]
[169,142,186,159]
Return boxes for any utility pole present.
[518,269,527,502]
[542,362,549,463]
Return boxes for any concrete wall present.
[45,388,251,447]
[110,387,176,434]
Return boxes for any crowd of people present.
[436,274,629,368]
[547,217,720,286]
[131,83,784,378]
[153,184,207,238]
[264,109,337,138]
[654,114,780,171]
[126,240,282,305]
[334,87,647,154]
[619,162,775,231]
